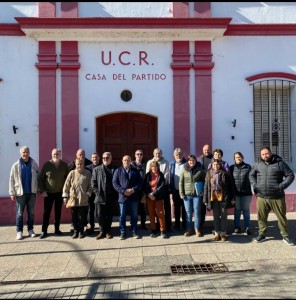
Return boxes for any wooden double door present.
[96,112,158,167]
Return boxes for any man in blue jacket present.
[249,146,295,246]
[113,155,143,240]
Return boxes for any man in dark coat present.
[197,144,213,229]
[249,146,295,246]
[169,148,187,231]
[91,152,117,239]
[85,152,101,234]
[113,155,143,240]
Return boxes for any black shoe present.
[246,228,252,235]
[234,227,241,234]
[132,232,141,239]
[161,232,169,239]
[283,236,294,246]
[255,235,266,243]
[39,232,47,239]
[79,232,85,239]
[119,234,126,240]
[72,232,78,239]
[54,230,63,236]
[150,230,157,238]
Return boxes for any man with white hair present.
[9,146,39,240]
[38,148,69,239]
[169,148,187,231]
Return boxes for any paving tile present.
[191,253,220,264]
[95,249,120,259]
[215,251,246,262]
[143,255,169,266]
[119,247,143,257]
[165,245,190,255]
[117,256,143,267]
[143,246,166,257]
[92,258,119,268]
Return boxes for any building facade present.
[1,2,296,224]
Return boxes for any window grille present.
[252,80,295,163]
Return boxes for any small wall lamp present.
[13,125,18,134]
[232,119,237,127]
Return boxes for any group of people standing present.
[8,144,295,246]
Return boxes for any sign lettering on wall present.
[85,50,167,81]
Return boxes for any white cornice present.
[21,28,227,42]
[15,17,231,42]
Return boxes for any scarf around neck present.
[211,170,222,191]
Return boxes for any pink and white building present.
[1,2,296,225]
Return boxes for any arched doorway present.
[96,112,158,167]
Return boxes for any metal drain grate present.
[170,263,228,275]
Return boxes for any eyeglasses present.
[102,157,109,160]
[136,153,143,156]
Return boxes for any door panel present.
[96,113,157,167]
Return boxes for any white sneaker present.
[16,232,23,240]
[28,229,36,238]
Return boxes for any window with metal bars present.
[252,79,296,165]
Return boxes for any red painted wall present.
[194,41,214,156]
[171,41,191,156]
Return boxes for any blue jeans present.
[119,201,138,235]
[16,193,36,232]
[234,195,252,229]
[183,195,202,231]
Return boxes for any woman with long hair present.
[203,159,235,241]
[230,152,253,235]
[179,155,206,237]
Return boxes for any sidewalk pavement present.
[0,213,295,298]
